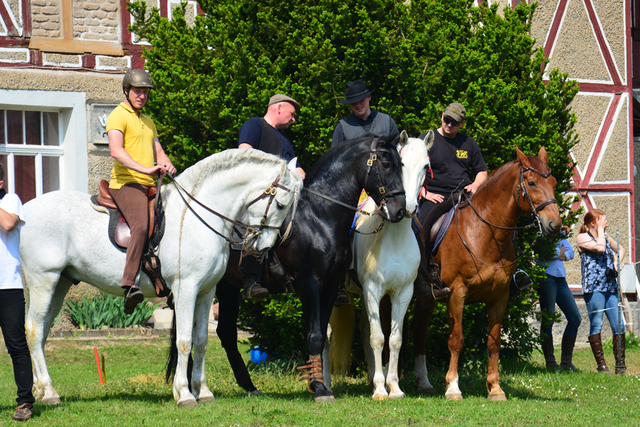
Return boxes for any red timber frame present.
[540,0,636,262]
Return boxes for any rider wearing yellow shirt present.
[107,69,176,314]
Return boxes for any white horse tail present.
[328,302,356,377]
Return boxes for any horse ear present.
[538,146,549,164]
[398,130,409,147]
[516,147,531,167]
[423,130,435,151]
[287,158,297,174]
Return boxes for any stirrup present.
[513,269,532,291]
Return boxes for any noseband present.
[168,173,293,245]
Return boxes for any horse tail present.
[165,311,178,384]
[165,309,194,390]
[329,302,356,377]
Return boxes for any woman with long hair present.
[576,209,626,374]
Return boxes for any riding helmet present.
[122,69,154,92]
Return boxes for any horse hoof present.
[417,386,434,394]
[488,393,507,401]
[177,399,198,408]
[445,392,463,401]
[41,396,61,405]
[389,392,405,400]
[372,394,387,401]
[198,395,216,404]
[313,395,336,403]
[248,389,264,396]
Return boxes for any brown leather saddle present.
[92,180,170,297]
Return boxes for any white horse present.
[326,131,433,400]
[20,149,302,407]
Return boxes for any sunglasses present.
[442,116,460,126]
[443,116,460,126]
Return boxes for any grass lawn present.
[0,335,638,426]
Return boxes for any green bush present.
[63,293,160,329]
[129,0,581,367]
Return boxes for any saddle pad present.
[432,206,455,256]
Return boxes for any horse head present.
[515,146,562,236]
[362,133,406,223]
[397,130,433,216]
[241,157,303,253]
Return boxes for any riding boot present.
[413,268,451,309]
[541,334,558,369]
[242,275,269,302]
[612,334,627,375]
[334,283,350,307]
[588,333,612,374]
[559,334,579,372]
[240,253,269,302]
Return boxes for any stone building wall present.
[31,0,61,38]
[73,0,119,42]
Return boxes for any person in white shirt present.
[0,165,35,421]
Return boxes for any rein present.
[166,172,292,245]
[453,163,558,268]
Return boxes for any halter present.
[303,137,405,221]
[167,172,293,245]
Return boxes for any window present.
[0,90,87,204]
[0,110,62,202]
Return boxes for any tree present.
[130,0,580,364]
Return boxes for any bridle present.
[303,137,405,225]
[166,172,293,245]
[453,162,558,268]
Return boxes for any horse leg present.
[190,286,217,404]
[413,301,436,393]
[172,289,198,407]
[363,283,388,401]
[486,298,509,401]
[444,287,465,400]
[25,272,72,405]
[216,282,260,394]
[298,277,335,403]
[322,322,332,391]
[386,286,413,400]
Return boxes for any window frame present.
[0,90,88,198]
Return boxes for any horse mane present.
[476,153,550,197]
[177,149,286,186]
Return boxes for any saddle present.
[92,180,170,297]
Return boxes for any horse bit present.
[303,137,405,234]
[166,172,293,245]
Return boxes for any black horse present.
[214,133,407,402]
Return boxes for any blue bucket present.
[250,347,267,364]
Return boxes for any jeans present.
[0,289,35,405]
[538,274,582,337]
[584,291,623,335]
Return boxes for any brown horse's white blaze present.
[418,147,561,401]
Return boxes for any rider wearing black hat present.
[331,79,399,148]
[331,80,399,305]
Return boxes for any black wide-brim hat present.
[340,79,375,104]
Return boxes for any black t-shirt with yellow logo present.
[418,130,488,196]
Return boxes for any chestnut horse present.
[413,147,561,400]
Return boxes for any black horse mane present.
[304,133,401,186]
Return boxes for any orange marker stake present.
[94,347,104,385]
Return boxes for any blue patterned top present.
[580,236,618,294]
